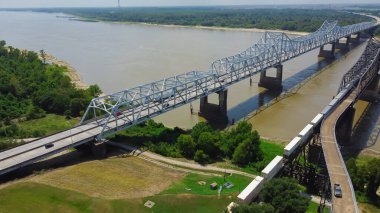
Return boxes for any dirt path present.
[108,141,256,178]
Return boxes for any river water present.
[0,11,370,141]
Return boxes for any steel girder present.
[338,38,380,96]
[81,20,378,140]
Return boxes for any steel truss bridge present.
[320,38,380,213]
[81,20,377,140]
[0,19,378,176]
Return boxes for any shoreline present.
[72,16,309,36]
[41,53,89,90]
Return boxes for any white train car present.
[237,176,265,204]
[298,124,314,141]
[284,136,302,157]
[321,105,333,115]
[310,113,324,126]
[328,98,339,107]
[261,156,284,180]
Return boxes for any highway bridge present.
[0,18,378,178]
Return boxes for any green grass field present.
[0,181,234,213]
[160,173,251,196]
[260,139,284,162]
[16,114,79,136]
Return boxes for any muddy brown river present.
[0,11,373,143]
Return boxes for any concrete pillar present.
[218,89,228,116]
[336,106,355,146]
[258,64,283,90]
[198,89,228,123]
[336,37,350,50]
[318,42,336,58]
[351,32,361,43]
[199,96,208,113]
[90,141,107,159]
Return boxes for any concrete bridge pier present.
[350,32,361,43]
[198,89,228,123]
[258,64,283,90]
[318,42,336,59]
[336,36,350,50]
[336,106,355,146]
[90,140,107,159]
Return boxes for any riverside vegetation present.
[0,40,101,148]
[112,120,283,174]
[33,7,379,35]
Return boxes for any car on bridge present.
[334,183,342,198]
[44,143,54,149]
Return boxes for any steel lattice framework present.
[80,20,378,140]
[338,38,380,96]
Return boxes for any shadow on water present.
[343,96,380,159]
[225,42,364,125]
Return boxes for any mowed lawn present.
[29,157,184,199]
[0,182,233,213]
[0,156,239,212]
[160,173,252,196]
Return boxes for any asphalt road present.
[321,91,358,213]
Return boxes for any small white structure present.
[237,176,265,204]
[261,156,283,180]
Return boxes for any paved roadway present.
[0,86,213,175]
[321,90,358,213]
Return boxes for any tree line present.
[347,157,380,206]
[113,120,263,167]
[34,7,374,33]
[0,41,101,138]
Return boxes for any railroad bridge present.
[278,38,380,213]
[0,18,379,212]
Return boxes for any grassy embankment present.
[12,114,78,137]
[0,156,251,212]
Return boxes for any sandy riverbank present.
[73,16,309,36]
[40,53,89,90]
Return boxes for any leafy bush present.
[194,150,210,165]
[177,134,196,158]
[259,178,309,213]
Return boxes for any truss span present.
[81,20,378,140]
[321,38,380,213]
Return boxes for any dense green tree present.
[260,178,309,213]
[177,134,196,158]
[366,158,380,197]
[220,121,256,157]
[232,136,262,166]
[197,132,220,158]
[191,122,213,142]
[231,203,275,213]
[194,149,210,164]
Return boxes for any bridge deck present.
[321,91,358,213]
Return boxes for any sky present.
[0,0,379,8]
